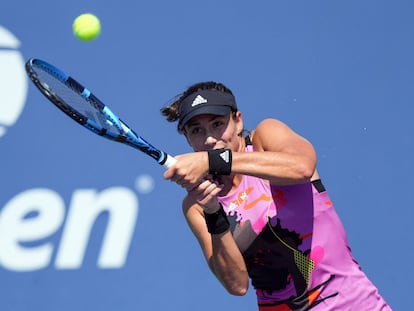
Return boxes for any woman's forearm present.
[209,230,249,296]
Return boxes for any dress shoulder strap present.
[244,134,252,146]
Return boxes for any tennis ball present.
[73,13,101,41]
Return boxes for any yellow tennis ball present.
[73,13,101,41]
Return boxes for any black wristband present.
[208,149,232,176]
[204,204,230,235]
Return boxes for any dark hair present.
[161,81,235,130]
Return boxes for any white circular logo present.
[0,26,28,138]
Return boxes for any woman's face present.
[183,111,243,152]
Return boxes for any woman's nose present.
[204,134,217,146]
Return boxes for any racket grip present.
[162,153,177,169]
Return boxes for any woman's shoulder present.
[250,118,291,146]
[255,118,290,130]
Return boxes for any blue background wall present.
[1,1,411,310]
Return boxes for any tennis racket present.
[25,58,176,168]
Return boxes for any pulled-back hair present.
[160,81,234,130]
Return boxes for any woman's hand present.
[187,179,223,214]
[163,152,209,191]
[164,153,223,213]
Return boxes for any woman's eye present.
[213,120,224,128]
[191,127,201,135]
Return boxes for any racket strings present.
[26,59,172,166]
[33,65,121,135]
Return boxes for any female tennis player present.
[161,81,391,310]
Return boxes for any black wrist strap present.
[204,204,230,235]
[208,149,232,176]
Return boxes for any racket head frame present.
[25,58,175,167]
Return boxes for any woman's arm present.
[182,196,249,296]
[231,118,317,185]
[164,118,317,186]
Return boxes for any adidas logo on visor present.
[192,95,208,107]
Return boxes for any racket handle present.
[162,154,177,169]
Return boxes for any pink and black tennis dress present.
[217,138,391,310]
